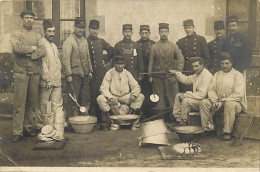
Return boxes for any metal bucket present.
[139,119,169,146]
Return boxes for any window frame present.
[26,0,85,48]
[226,0,260,55]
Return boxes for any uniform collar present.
[159,39,168,43]
[43,36,54,45]
[216,35,226,41]
[186,32,196,38]
[123,38,132,43]
[88,35,98,40]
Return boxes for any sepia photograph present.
[0,0,259,171]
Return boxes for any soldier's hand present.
[67,76,73,82]
[88,72,93,80]
[178,93,185,102]
[32,46,37,51]
[108,98,118,106]
[46,81,53,89]
[167,70,177,74]
[216,102,223,111]
[129,95,136,103]
[149,76,153,83]
[210,99,218,109]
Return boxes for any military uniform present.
[87,19,113,120]
[149,23,184,108]
[208,38,225,71]
[136,25,156,116]
[208,21,226,72]
[113,24,144,80]
[221,16,251,73]
[176,19,210,71]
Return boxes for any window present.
[227,0,260,54]
[26,0,85,48]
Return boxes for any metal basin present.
[174,126,204,143]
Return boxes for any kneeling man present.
[200,55,246,140]
[168,57,213,125]
[97,56,144,130]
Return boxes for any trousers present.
[173,93,201,122]
[13,73,40,136]
[199,99,242,133]
[66,75,90,116]
[97,93,144,112]
[36,86,63,128]
[153,76,179,108]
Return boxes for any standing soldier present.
[221,16,251,73]
[208,21,226,72]
[148,23,184,108]
[61,17,93,117]
[10,10,46,142]
[87,19,113,123]
[136,25,155,116]
[113,24,144,81]
[176,19,210,71]
[36,20,63,128]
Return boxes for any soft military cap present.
[183,19,194,26]
[214,20,224,30]
[140,25,150,31]
[159,23,169,30]
[188,57,204,64]
[123,24,133,31]
[226,16,238,24]
[114,56,125,64]
[43,19,54,31]
[89,19,100,29]
[74,17,86,27]
[20,10,35,18]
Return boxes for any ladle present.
[150,81,159,103]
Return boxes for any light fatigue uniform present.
[148,39,184,108]
[37,37,63,128]
[199,68,247,133]
[173,68,213,122]
[97,68,144,112]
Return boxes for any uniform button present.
[194,42,196,45]
[186,48,187,50]
[214,51,216,52]
[186,57,188,59]
[214,45,216,47]
[131,57,134,59]
[92,47,93,48]
[194,47,196,49]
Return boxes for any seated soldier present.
[168,57,213,126]
[199,54,247,141]
[97,56,144,130]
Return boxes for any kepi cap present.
[89,19,99,29]
[74,17,86,27]
[183,19,194,26]
[214,20,224,30]
[159,23,169,30]
[140,25,150,31]
[226,16,238,24]
[43,19,54,31]
[123,24,132,31]
[20,10,35,18]
[114,56,125,64]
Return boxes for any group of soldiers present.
[10,10,251,142]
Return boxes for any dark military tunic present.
[136,38,156,116]
[176,32,210,71]
[113,38,144,80]
[221,32,251,72]
[208,36,225,72]
[87,36,113,88]
[87,36,113,119]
